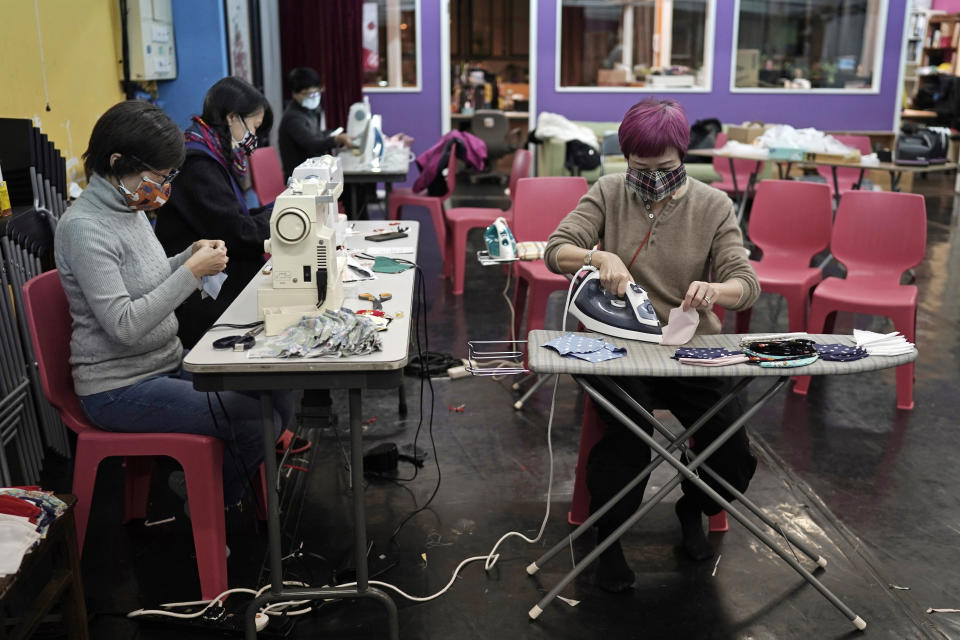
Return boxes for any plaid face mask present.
[625,165,687,202]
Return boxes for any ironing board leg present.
[532,376,866,630]
[528,378,752,575]
[514,373,555,410]
[597,377,827,567]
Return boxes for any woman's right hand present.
[185,245,228,279]
[595,251,633,297]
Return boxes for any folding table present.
[525,330,917,630]
[340,148,411,220]
[183,221,419,639]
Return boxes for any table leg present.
[853,168,865,190]
[244,390,399,640]
[888,170,902,191]
[728,158,740,201]
[350,185,359,221]
[736,166,760,224]
[776,162,785,180]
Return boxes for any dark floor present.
[37,171,960,639]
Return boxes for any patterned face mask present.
[232,120,258,155]
[625,165,687,202]
[116,175,173,211]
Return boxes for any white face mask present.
[301,92,320,110]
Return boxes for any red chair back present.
[831,191,926,285]
[442,143,459,198]
[511,176,589,242]
[249,147,286,204]
[22,270,93,434]
[507,149,534,205]
[817,134,872,186]
[712,132,759,179]
[749,180,832,266]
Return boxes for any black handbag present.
[896,124,948,166]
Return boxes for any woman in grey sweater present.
[55,101,289,507]
[545,98,761,592]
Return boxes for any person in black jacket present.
[278,67,352,178]
[155,76,272,350]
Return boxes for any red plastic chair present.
[22,270,264,599]
[249,147,286,205]
[388,145,459,275]
[444,149,532,295]
[710,132,764,198]
[734,180,834,333]
[817,135,872,199]
[792,191,926,410]
[510,177,589,339]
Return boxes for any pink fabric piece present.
[660,306,700,346]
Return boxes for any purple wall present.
[365,0,443,185]
[370,0,908,181]
[539,0,907,130]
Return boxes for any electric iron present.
[568,267,662,343]
[484,216,517,260]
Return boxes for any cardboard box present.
[597,68,629,86]
[735,49,760,88]
[727,122,767,144]
[805,150,862,165]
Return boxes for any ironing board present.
[525,330,917,630]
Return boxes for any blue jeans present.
[79,363,295,504]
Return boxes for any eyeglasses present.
[130,155,180,186]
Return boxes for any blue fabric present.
[814,343,869,362]
[542,333,626,362]
[78,360,294,504]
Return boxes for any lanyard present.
[626,224,654,271]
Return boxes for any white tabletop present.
[183,221,419,375]
[339,147,411,177]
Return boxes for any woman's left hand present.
[192,239,227,255]
[682,280,720,311]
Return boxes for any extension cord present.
[447,365,470,379]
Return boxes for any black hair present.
[82,100,185,179]
[200,76,270,161]
[287,67,322,94]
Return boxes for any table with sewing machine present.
[686,147,958,214]
[523,329,916,630]
[183,220,419,639]
[339,148,411,220]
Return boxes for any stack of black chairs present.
[0,118,71,486]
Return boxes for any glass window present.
[559,0,712,90]
[362,0,419,89]
[733,0,885,91]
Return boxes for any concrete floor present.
[36,171,960,639]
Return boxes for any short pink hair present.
[618,98,690,159]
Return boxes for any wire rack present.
[465,340,529,376]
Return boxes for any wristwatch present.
[583,249,596,267]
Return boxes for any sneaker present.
[275,429,312,455]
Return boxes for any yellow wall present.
[0,0,125,186]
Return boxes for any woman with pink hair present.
[544,98,760,593]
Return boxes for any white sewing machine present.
[346,98,384,164]
[258,155,345,335]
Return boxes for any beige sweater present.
[544,174,760,335]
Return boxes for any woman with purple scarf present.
[155,77,273,349]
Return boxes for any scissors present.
[359,292,392,311]
[213,325,264,351]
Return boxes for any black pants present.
[584,376,757,533]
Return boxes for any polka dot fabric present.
[543,334,627,362]
[814,343,869,362]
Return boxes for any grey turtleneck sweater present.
[54,173,199,396]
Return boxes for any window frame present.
[728,0,889,95]
[362,0,423,94]
[554,0,716,94]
